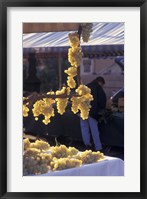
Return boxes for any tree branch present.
[23,92,80,105]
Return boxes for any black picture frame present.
[0,0,146,198]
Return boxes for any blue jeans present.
[80,116,102,151]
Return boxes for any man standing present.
[80,76,107,151]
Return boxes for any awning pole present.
[58,52,62,89]
[77,24,82,86]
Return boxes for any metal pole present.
[58,52,62,89]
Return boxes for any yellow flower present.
[23,104,29,117]
[68,32,80,48]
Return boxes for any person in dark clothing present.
[87,76,107,121]
[79,76,107,151]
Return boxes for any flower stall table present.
[32,156,124,176]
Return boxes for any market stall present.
[23,23,124,176]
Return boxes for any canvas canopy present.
[23,22,124,56]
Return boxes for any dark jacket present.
[87,80,107,121]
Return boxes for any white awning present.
[23,22,124,54]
